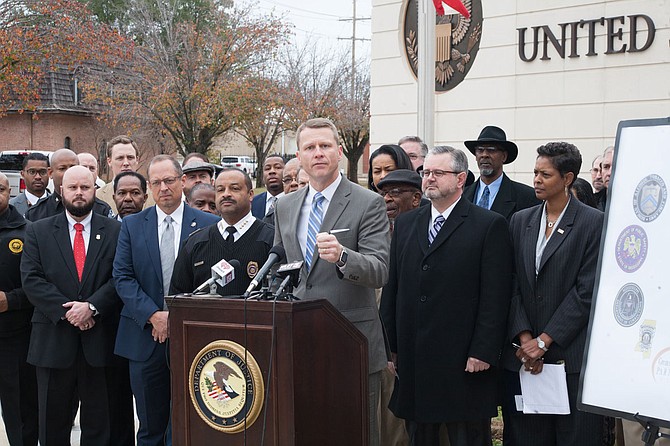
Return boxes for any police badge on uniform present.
[8,238,23,254]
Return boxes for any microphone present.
[243,246,286,297]
[193,259,240,294]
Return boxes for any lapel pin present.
[191,222,196,227]
[96,234,101,240]
[557,228,564,234]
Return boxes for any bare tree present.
[335,64,370,182]
[281,41,370,181]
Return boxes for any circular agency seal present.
[633,174,667,222]
[8,238,23,254]
[615,225,648,273]
[189,340,264,433]
[613,283,644,327]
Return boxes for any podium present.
[168,296,369,445]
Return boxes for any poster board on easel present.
[579,117,670,429]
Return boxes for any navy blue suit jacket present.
[113,205,219,361]
[251,192,267,220]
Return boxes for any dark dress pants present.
[129,341,171,446]
[106,356,135,446]
[0,331,38,446]
[36,348,110,446]
[406,419,492,446]
[502,369,603,446]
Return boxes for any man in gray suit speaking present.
[274,117,390,446]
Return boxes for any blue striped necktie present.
[305,192,325,271]
[428,215,445,245]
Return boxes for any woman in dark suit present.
[501,142,604,446]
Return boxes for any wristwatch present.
[336,249,348,268]
[88,303,99,316]
[536,336,548,352]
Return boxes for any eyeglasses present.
[380,188,416,198]
[25,168,48,176]
[474,147,501,155]
[420,169,461,178]
[407,153,425,161]
[282,176,299,184]
[149,176,179,188]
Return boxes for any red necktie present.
[74,223,86,281]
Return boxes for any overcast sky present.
[255,0,372,59]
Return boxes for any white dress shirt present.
[156,202,185,258]
[218,211,254,243]
[66,211,93,252]
[297,174,342,257]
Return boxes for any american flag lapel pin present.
[191,222,196,227]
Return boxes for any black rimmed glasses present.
[420,169,461,179]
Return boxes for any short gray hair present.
[427,146,468,173]
[398,135,429,157]
[603,145,614,157]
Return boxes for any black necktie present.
[225,226,237,243]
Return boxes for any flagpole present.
[417,0,435,148]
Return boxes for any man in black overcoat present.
[381,146,513,446]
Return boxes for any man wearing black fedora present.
[463,126,539,221]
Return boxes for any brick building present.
[0,69,101,154]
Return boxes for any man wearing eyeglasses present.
[113,155,219,446]
[26,149,112,222]
[381,146,512,446]
[281,157,301,195]
[463,126,539,221]
[398,136,428,172]
[377,169,423,232]
[10,152,51,217]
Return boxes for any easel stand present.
[634,414,670,446]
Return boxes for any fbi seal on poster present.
[189,340,264,433]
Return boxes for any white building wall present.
[371,0,670,184]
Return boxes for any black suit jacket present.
[463,173,540,221]
[381,197,513,422]
[21,212,122,368]
[25,193,112,222]
[502,199,603,374]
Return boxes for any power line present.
[258,0,342,18]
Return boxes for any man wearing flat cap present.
[463,126,539,221]
[377,169,423,232]
[182,160,215,200]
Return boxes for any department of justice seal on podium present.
[189,340,264,433]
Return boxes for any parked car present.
[220,155,257,178]
[0,150,54,198]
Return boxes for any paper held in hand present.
[516,363,570,415]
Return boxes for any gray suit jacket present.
[274,176,390,374]
[9,192,48,217]
[502,199,603,374]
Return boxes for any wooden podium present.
[168,296,369,445]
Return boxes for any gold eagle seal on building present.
[189,340,264,433]
[403,0,483,92]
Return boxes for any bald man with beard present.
[26,149,112,222]
[22,166,129,445]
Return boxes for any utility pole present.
[339,0,370,101]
